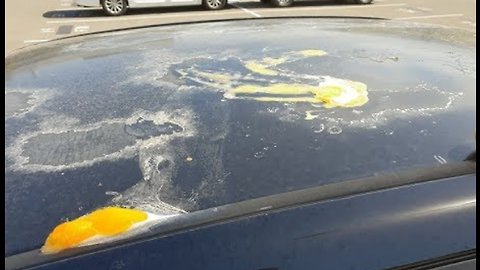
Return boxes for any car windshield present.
[5,0,476,262]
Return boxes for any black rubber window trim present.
[387,249,476,270]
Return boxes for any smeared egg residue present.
[244,59,284,76]
[243,49,327,76]
[176,50,367,108]
[294,49,328,57]
[225,76,368,108]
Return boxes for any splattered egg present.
[41,207,166,255]
[226,76,368,108]
[176,49,368,109]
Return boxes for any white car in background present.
[75,0,228,16]
[75,0,372,16]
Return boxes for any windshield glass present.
[5,18,476,256]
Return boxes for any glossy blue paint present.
[5,18,476,267]
[32,174,475,270]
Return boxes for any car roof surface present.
[5,18,476,256]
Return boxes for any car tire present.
[203,0,227,10]
[271,0,293,7]
[260,0,270,4]
[101,0,127,16]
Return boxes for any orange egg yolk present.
[41,207,148,254]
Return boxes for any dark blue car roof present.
[4,18,476,261]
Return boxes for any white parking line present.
[60,0,74,7]
[74,25,90,32]
[46,10,246,23]
[23,40,50,43]
[395,13,463,20]
[231,3,262,18]
[461,20,476,26]
[40,28,56,33]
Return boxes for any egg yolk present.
[41,207,148,254]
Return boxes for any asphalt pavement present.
[5,0,476,56]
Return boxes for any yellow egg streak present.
[293,50,328,57]
[195,71,232,84]
[244,50,327,76]
[244,60,280,76]
[225,77,368,108]
[41,207,148,255]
